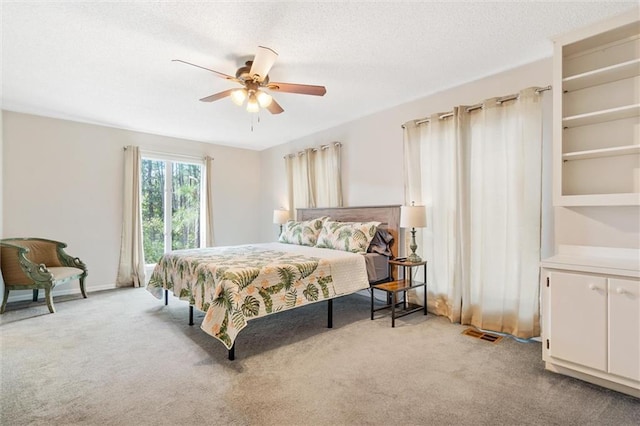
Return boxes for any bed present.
[147,205,400,359]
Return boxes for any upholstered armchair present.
[0,238,88,313]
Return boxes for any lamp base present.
[407,227,422,263]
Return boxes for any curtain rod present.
[407,85,552,127]
[124,146,210,162]
[284,142,342,159]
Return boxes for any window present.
[141,157,203,264]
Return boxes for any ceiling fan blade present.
[267,82,326,96]
[266,98,284,114]
[172,59,239,82]
[249,46,278,82]
[199,89,234,102]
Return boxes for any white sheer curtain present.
[314,143,343,207]
[285,150,312,213]
[404,110,466,321]
[463,88,542,337]
[204,156,215,247]
[116,146,145,287]
[403,88,543,338]
[285,143,343,212]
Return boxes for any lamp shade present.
[246,94,259,112]
[256,90,273,108]
[273,209,290,225]
[400,205,426,228]
[230,88,247,106]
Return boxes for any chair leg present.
[33,289,39,301]
[44,287,56,313]
[0,288,9,314]
[79,276,88,299]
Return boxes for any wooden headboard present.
[297,205,401,259]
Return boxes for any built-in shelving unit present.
[543,9,640,399]
[553,11,640,206]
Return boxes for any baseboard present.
[545,362,640,398]
[4,283,117,303]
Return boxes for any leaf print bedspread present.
[147,243,369,349]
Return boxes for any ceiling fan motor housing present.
[236,61,269,85]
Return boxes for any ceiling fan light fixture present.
[246,93,259,113]
[256,90,273,108]
[175,45,326,117]
[230,88,247,106]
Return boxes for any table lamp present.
[273,209,290,234]
[400,202,427,263]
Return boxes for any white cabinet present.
[553,9,640,206]
[541,248,640,398]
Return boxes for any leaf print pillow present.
[278,217,327,246]
[315,221,381,254]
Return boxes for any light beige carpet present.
[1,287,638,425]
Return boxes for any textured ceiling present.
[1,1,637,150]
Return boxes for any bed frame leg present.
[327,299,333,328]
[370,289,374,320]
[228,344,235,361]
[164,289,168,306]
[189,305,194,326]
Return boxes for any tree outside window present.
[141,158,202,264]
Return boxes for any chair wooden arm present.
[48,240,88,275]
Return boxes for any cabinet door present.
[608,278,640,381]
[549,271,607,371]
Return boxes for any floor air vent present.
[462,327,503,343]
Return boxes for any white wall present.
[555,206,640,249]
[259,58,555,244]
[2,111,261,299]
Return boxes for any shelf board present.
[563,58,640,91]
[561,19,640,57]
[563,104,640,128]
[555,192,640,207]
[562,144,640,161]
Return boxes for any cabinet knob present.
[616,287,626,295]
[588,283,597,290]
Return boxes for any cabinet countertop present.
[541,245,640,278]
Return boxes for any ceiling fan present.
[173,46,326,115]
